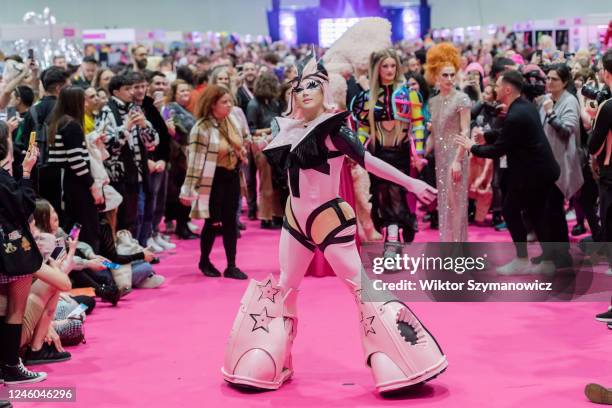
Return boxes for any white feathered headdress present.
[322,17,392,75]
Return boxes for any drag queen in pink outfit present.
[221,51,447,394]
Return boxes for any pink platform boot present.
[222,275,298,390]
[349,280,448,393]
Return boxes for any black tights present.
[199,167,240,268]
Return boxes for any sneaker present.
[24,343,71,365]
[584,383,612,405]
[187,222,199,233]
[223,266,248,280]
[529,260,556,276]
[565,209,576,221]
[595,306,612,323]
[146,238,164,253]
[137,274,165,289]
[199,262,221,277]
[606,267,612,276]
[237,221,247,231]
[0,400,12,408]
[496,257,530,275]
[526,232,537,242]
[1,359,47,384]
[154,235,176,250]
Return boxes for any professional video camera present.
[581,85,611,105]
[521,66,547,101]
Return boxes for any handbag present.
[0,209,43,277]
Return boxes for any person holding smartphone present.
[0,121,48,384]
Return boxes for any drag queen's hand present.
[451,160,462,182]
[405,178,437,205]
[454,133,475,151]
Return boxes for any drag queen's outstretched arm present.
[328,126,437,205]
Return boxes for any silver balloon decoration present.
[1,8,83,69]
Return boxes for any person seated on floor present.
[0,220,74,367]
[33,199,122,306]
[52,292,96,347]
[97,212,165,290]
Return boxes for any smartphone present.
[69,223,82,240]
[66,303,89,320]
[50,246,66,260]
[28,131,37,149]
[27,48,34,61]
[101,260,121,270]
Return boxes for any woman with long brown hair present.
[179,85,247,280]
[47,86,103,251]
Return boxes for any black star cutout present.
[258,280,281,303]
[250,307,275,333]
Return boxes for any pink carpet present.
[13,218,611,408]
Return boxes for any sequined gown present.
[429,90,471,242]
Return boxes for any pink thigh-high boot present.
[222,228,313,390]
[323,235,448,394]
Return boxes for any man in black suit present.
[455,70,564,275]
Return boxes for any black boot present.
[223,266,248,280]
[199,261,222,277]
[176,225,198,240]
[95,284,121,306]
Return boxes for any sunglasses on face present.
[441,73,456,79]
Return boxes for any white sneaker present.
[154,235,176,250]
[187,221,199,233]
[565,209,576,221]
[526,232,537,242]
[529,260,556,276]
[496,258,530,275]
[146,238,164,253]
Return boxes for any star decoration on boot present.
[361,313,376,336]
[258,280,281,303]
[250,307,275,333]
[353,289,364,305]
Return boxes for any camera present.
[522,70,547,101]
[581,85,611,105]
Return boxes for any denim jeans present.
[131,260,154,287]
[137,171,165,246]
[152,170,168,234]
